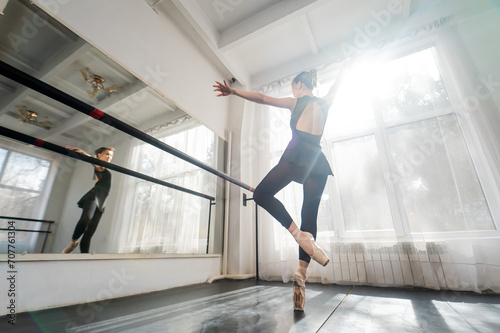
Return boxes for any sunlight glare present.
[323,57,378,137]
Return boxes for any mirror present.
[0,0,225,255]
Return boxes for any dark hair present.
[292,69,317,90]
[95,147,115,155]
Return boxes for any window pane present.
[137,125,216,195]
[387,115,494,232]
[375,48,451,123]
[127,181,210,254]
[127,124,216,254]
[333,135,393,231]
[0,188,39,217]
[1,152,50,191]
[325,67,375,136]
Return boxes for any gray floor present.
[2,279,500,332]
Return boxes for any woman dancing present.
[62,146,114,254]
[213,63,348,311]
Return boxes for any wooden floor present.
[2,279,500,332]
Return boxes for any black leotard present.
[77,168,112,212]
[279,95,333,182]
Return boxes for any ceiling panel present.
[307,0,394,48]
[0,0,77,72]
[230,17,313,77]
[195,0,282,32]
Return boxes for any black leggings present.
[253,160,328,263]
[72,198,103,253]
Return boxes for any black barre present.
[0,216,55,223]
[0,60,254,193]
[0,228,51,234]
[0,126,215,201]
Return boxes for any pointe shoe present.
[62,240,79,253]
[292,272,305,311]
[299,231,330,266]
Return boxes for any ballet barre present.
[0,60,254,193]
[0,126,215,201]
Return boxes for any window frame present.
[320,42,499,241]
[0,139,59,220]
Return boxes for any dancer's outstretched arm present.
[322,59,351,106]
[66,146,90,156]
[66,146,102,172]
[213,80,296,112]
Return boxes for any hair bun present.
[292,69,318,90]
[309,69,317,88]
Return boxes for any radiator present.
[327,242,449,289]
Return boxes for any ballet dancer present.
[62,146,114,254]
[213,62,349,311]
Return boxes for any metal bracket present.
[242,193,254,207]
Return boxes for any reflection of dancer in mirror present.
[62,146,115,254]
[213,61,349,311]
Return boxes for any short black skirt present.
[280,138,333,178]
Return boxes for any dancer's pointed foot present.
[62,239,79,253]
[292,272,305,311]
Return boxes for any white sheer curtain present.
[116,119,217,254]
[245,18,500,292]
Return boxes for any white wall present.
[43,154,74,252]
[225,85,256,275]
[0,254,221,316]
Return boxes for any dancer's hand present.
[66,146,89,156]
[213,80,233,97]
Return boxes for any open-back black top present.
[279,95,333,181]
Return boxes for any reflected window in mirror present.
[0,140,58,253]
[120,120,218,254]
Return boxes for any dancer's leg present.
[253,161,297,229]
[255,162,329,265]
[298,173,328,263]
[79,208,103,253]
[63,199,96,253]
[72,199,97,240]
[292,174,328,311]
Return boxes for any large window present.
[0,144,54,252]
[269,47,495,239]
[0,148,51,217]
[124,123,218,254]
[325,47,495,237]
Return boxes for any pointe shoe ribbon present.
[292,230,330,266]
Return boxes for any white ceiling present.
[156,0,423,88]
[155,0,500,89]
